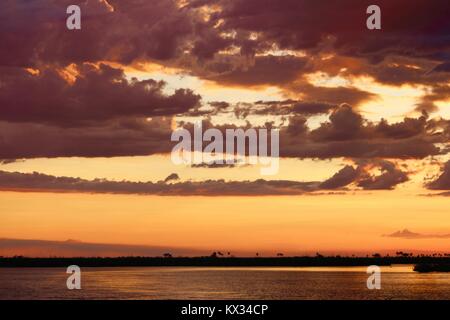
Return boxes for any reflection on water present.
[0,265,449,300]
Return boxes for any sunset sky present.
[0,0,449,257]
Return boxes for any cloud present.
[192,54,378,107]
[0,170,323,196]
[204,55,310,86]
[0,104,447,161]
[356,160,409,190]
[286,81,377,108]
[185,107,448,161]
[432,191,450,196]
[384,229,450,239]
[0,0,204,66]
[433,62,450,73]
[0,117,174,159]
[232,100,339,118]
[0,63,200,125]
[310,104,365,141]
[175,107,448,162]
[0,159,19,165]
[164,173,180,182]
[319,160,409,190]
[0,0,449,164]
[309,105,435,142]
[4,0,448,73]
[191,163,240,168]
[211,0,450,60]
[180,0,450,101]
[0,158,411,196]
[427,160,450,190]
[280,105,448,159]
[1,0,449,96]
[320,165,360,189]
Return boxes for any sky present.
[0,0,449,257]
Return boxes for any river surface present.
[1,265,449,299]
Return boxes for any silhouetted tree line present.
[0,253,449,268]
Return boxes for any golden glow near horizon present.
[0,191,449,256]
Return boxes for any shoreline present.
[1,256,449,269]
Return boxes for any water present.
[1,265,449,300]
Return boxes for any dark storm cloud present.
[191,27,234,61]
[205,55,310,86]
[0,0,448,164]
[433,62,450,73]
[185,105,448,161]
[0,117,174,159]
[0,64,200,125]
[0,0,203,67]
[281,105,447,159]
[0,103,447,160]
[1,0,449,92]
[179,0,450,94]
[210,104,447,160]
[282,139,441,160]
[309,104,365,141]
[211,0,450,59]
